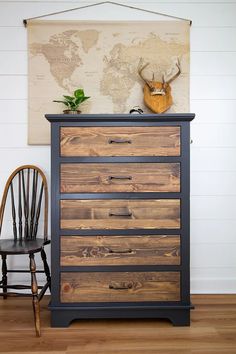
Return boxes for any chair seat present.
[0,238,50,255]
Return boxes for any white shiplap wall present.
[0,0,236,293]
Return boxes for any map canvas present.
[28,20,190,144]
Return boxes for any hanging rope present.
[23,1,192,27]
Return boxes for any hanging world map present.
[28,20,189,144]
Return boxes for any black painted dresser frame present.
[46,113,195,327]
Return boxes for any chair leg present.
[1,255,7,299]
[41,248,51,292]
[29,253,41,337]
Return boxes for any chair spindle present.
[18,173,23,241]
[30,170,38,239]
[10,183,17,240]
[33,182,44,238]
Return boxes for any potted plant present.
[53,88,90,114]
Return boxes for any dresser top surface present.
[45,113,195,123]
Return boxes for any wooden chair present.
[0,165,51,336]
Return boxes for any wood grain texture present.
[60,199,180,230]
[60,235,181,266]
[60,127,180,157]
[60,272,180,303]
[60,163,180,193]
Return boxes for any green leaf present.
[73,98,81,106]
[74,89,85,98]
[69,101,77,109]
[63,95,74,101]
[53,100,70,107]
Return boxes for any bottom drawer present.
[61,272,180,303]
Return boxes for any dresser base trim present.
[49,305,192,327]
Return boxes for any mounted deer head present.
[138,58,181,113]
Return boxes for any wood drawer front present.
[61,271,180,303]
[60,126,180,157]
[61,235,181,266]
[60,199,180,230]
[60,163,180,193]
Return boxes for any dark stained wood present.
[0,239,49,255]
[30,170,38,238]
[10,183,17,240]
[41,248,51,292]
[60,199,180,230]
[60,163,180,193]
[60,127,180,157]
[18,173,23,240]
[1,254,7,299]
[60,235,181,266]
[61,272,180,303]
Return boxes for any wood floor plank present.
[0,295,235,353]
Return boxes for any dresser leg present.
[169,310,190,326]
[51,310,74,328]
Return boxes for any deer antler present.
[138,58,165,95]
[138,58,155,92]
[163,58,181,85]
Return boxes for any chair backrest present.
[0,165,48,241]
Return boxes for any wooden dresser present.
[46,113,195,327]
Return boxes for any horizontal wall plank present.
[191,124,236,147]
[190,100,236,124]
[191,267,236,277]
[191,219,236,244]
[0,148,50,171]
[0,27,26,51]
[191,52,236,76]
[191,147,236,172]
[0,52,27,75]
[0,123,28,147]
[191,196,236,220]
[191,171,236,195]
[191,278,236,294]
[191,76,236,100]
[0,100,27,123]
[0,76,27,99]
[191,243,236,267]
[191,27,236,52]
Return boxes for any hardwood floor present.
[0,295,236,353]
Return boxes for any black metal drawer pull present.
[109,282,133,290]
[108,139,132,144]
[109,212,132,217]
[108,248,132,254]
[108,176,132,180]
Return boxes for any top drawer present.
[60,126,180,157]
